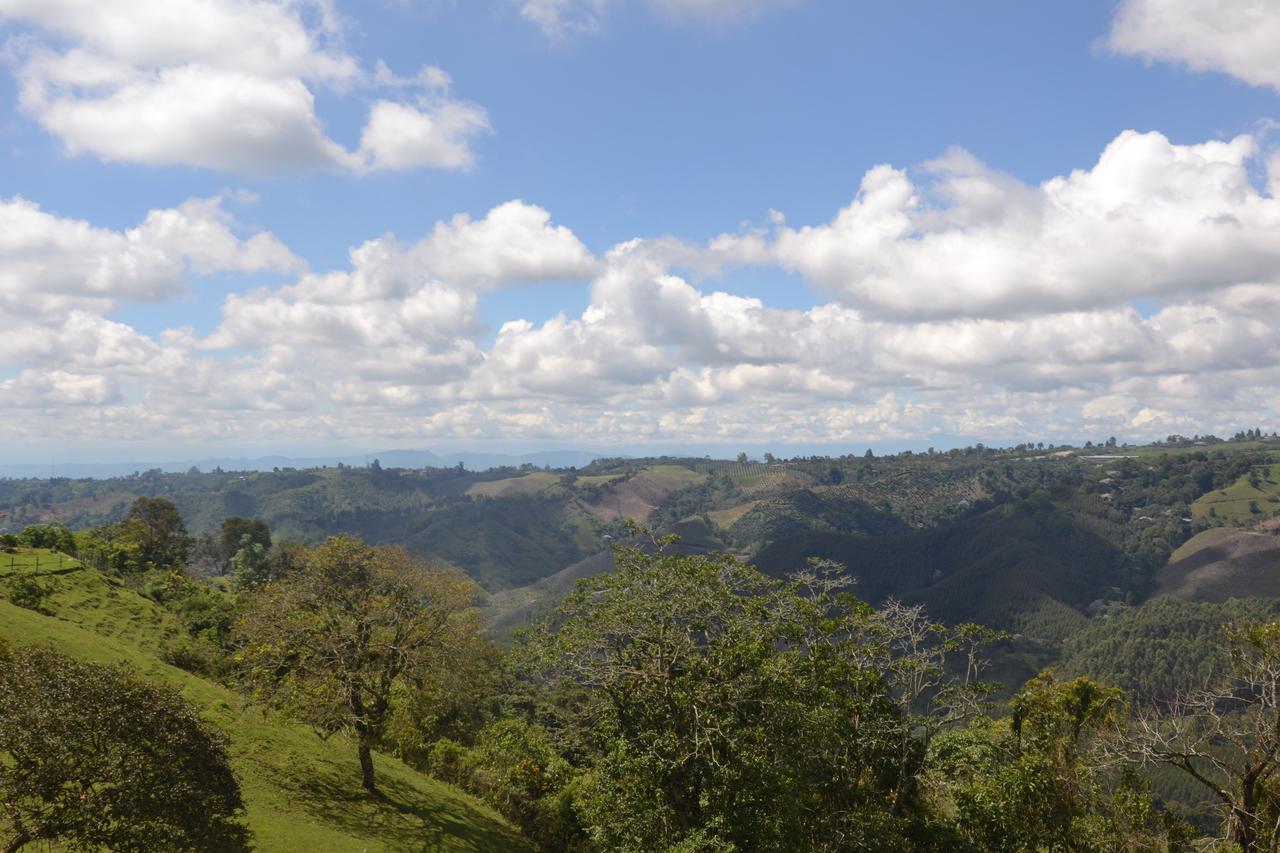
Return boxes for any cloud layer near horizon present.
[4,127,1280,448]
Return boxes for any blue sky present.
[1,0,1279,462]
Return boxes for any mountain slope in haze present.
[0,560,529,852]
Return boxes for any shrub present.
[0,643,249,851]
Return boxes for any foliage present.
[68,497,193,575]
[218,516,271,563]
[236,535,483,792]
[933,671,1193,851]
[753,499,1122,642]
[1124,619,1280,851]
[230,535,273,588]
[1059,597,1280,704]
[120,496,194,570]
[0,641,248,852]
[518,536,996,851]
[14,523,74,552]
[2,572,51,614]
[426,719,586,850]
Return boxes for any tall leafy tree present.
[235,535,480,792]
[218,517,271,565]
[0,642,247,852]
[518,535,994,851]
[933,671,1191,851]
[118,496,192,571]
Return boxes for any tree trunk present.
[358,738,377,793]
[3,829,32,853]
[1232,779,1258,853]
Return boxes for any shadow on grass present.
[280,757,530,852]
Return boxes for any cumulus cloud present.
[0,194,298,322]
[7,132,1280,448]
[1108,0,1280,91]
[768,131,1280,320]
[203,200,595,391]
[0,0,489,173]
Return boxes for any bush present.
[2,574,51,615]
[0,643,249,851]
[160,637,228,679]
[425,720,586,851]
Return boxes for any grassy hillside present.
[466,472,560,498]
[1191,464,1280,523]
[0,546,81,574]
[0,560,529,852]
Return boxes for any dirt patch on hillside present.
[584,468,709,523]
[1157,520,1280,601]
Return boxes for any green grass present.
[466,471,559,498]
[706,501,762,529]
[642,464,709,489]
[0,547,81,576]
[1191,465,1280,523]
[575,473,625,487]
[0,562,529,852]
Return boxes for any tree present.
[14,523,73,553]
[236,535,480,793]
[518,535,995,850]
[118,496,192,571]
[0,642,247,852]
[1125,621,1280,851]
[218,517,271,565]
[934,671,1189,850]
[229,536,273,588]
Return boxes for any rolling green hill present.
[0,558,529,852]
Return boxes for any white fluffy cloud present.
[1108,0,1280,91]
[768,131,1280,320]
[0,194,298,322]
[203,200,595,392]
[520,0,797,38]
[0,0,489,173]
[6,131,1280,448]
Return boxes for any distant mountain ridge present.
[0,448,615,480]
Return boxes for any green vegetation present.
[1191,464,1280,523]
[496,539,1202,850]
[466,472,560,498]
[237,537,481,793]
[4,434,1280,849]
[753,499,1121,643]
[1058,596,1280,703]
[0,557,526,850]
[0,642,247,852]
